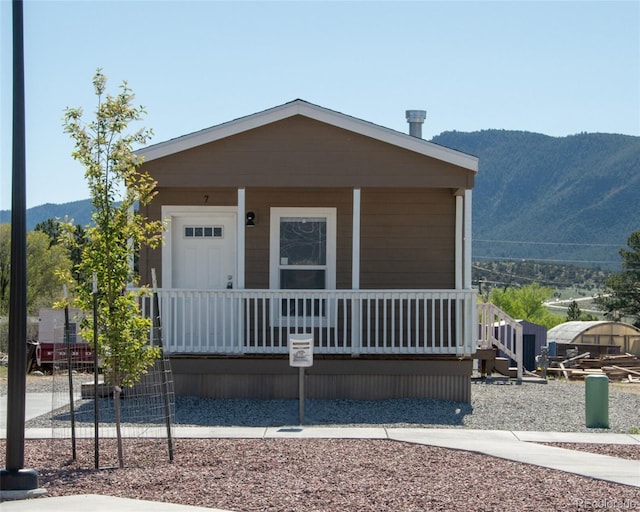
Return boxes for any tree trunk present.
[113,384,124,468]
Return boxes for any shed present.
[493,319,547,371]
[547,321,640,357]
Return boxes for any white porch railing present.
[140,289,477,357]
[477,302,523,382]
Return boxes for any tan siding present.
[141,116,474,190]
[244,188,353,289]
[140,186,456,290]
[360,188,455,289]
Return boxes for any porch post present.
[454,191,463,290]
[464,190,472,289]
[456,189,475,355]
[464,189,474,355]
[352,188,361,353]
[237,188,245,351]
[237,188,245,289]
[352,188,361,290]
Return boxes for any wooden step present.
[494,357,518,378]
[473,348,497,360]
[81,381,111,398]
[473,348,497,377]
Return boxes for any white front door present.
[171,213,236,290]
[162,206,237,352]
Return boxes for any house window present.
[270,208,337,320]
[184,226,223,238]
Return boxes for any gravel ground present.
[12,373,640,434]
[167,379,640,433]
[2,373,640,511]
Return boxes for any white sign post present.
[289,334,313,424]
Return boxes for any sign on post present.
[289,334,313,425]
[289,334,313,367]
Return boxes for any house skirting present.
[169,356,472,403]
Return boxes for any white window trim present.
[269,207,337,290]
[269,207,337,327]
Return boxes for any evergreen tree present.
[594,230,640,327]
[566,300,582,321]
[35,219,86,283]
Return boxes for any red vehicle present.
[35,308,94,371]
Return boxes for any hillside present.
[0,198,94,230]
[431,130,640,268]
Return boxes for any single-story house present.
[136,99,486,402]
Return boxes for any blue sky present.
[1,0,639,208]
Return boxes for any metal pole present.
[152,269,174,462]
[1,0,39,492]
[298,367,305,425]
[92,273,99,469]
[64,288,77,460]
[159,356,174,462]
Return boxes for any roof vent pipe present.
[405,110,426,138]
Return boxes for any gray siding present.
[170,357,472,402]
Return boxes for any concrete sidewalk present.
[0,394,57,429]
[2,426,639,510]
[0,426,640,487]
[0,391,81,429]
[1,494,234,512]
[386,428,640,488]
[3,425,639,486]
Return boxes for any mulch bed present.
[3,439,639,512]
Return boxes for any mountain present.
[0,198,94,230]
[2,130,639,268]
[431,130,640,268]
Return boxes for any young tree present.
[594,230,640,327]
[62,70,163,468]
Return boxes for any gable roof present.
[137,99,478,172]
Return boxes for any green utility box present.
[585,375,609,428]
